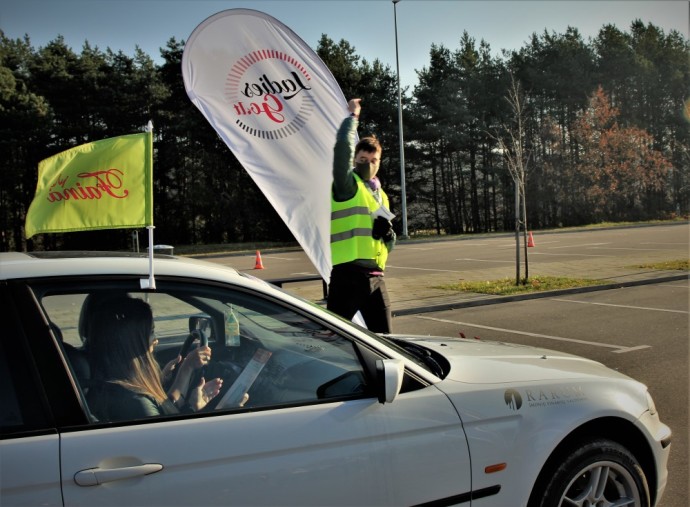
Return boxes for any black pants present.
[327,264,392,333]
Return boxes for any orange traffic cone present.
[254,250,265,269]
[527,231,535,247]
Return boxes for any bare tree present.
[495,74,530,284]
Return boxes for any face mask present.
[355,161,378,181]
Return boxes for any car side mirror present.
[316,371,367,399]
[376,359,405,404]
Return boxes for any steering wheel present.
[179,329,208,358]
[169,329,209,393]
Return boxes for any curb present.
[392,273,689,317]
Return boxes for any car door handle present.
[74,463,163,486]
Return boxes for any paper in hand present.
[372,205,395,221]
[216,349,272,409]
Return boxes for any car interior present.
[40,282,375,423]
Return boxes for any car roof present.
[0,251,246,284]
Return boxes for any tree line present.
[1,19,687,252]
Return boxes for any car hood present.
[393,335,631,384]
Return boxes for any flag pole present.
[144,225,156,289]
[141,121,156,290]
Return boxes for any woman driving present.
[86,295,222,422]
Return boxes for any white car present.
[0,252,671,507]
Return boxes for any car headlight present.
[645,391,657,416]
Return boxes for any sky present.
[2,0,688,90]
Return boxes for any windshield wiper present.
[391,339,444,378]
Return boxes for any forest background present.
[1,19,688,252]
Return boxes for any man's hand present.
[372,216,394,241]
[348,98,361,117]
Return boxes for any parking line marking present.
[386,265,465,273]
[549,298,688,314]
[612,345,652,354]
[640,242,687,245]
[455,258,515,263]
[590,247,676,251]
[414,316,650,353]
[529,252,609,257]
[437,244,491,248]
[550,242,610,249]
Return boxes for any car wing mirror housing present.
[376,359,405,404]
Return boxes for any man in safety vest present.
[328,98,396,333]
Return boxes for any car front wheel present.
[536,439,650,507]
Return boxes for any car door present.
[34,278,471,506]
[60,388,468,506]
[0,285,62,507]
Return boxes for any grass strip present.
[436,276,605,296]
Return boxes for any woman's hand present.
[161,355,182,384]
[166,344,212,402]
[180,345,212,372]
[189,376,224,411]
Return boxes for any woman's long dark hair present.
[88,295,167,403]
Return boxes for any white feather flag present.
[182,9,350,281]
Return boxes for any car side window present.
[41,293,92,393]
[38,281,372,425]
[149,283,372,412]
[217,292,369,409]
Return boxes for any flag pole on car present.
[141,121,156,290]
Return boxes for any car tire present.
[535,438,650,507]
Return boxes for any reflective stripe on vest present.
[331,174,389,269]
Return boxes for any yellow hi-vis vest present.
[331,174,390,270]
